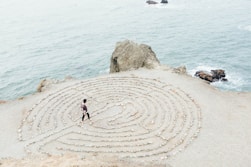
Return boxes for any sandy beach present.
[0,67,251,167]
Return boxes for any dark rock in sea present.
[211,69,225,80]
[161,0,168,3]
[146,0,158,4]
[195,69,227,82]
[195,71,214,82]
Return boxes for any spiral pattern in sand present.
[18,76,202,161]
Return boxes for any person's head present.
[83,99,87,103]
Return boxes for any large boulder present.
[110,40,160,73]
[195,69,227,82]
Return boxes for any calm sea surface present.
[0,0,251,100]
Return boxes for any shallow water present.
[0,0,251,100]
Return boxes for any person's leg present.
[87,112,90,119]
[82,114,85,121]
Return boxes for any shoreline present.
[1,66,250,103]
[1,67,251,167]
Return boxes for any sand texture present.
[0,68,251,167]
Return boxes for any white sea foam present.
[189,65,246,92]
[238,25,251,32]
[212,73,246,92]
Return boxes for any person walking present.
[81,99,90,122]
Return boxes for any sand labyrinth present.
[18,76,202,161]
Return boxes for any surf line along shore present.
[0,40,251,167]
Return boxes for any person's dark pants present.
[82,112,90,121]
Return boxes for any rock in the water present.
[110,40,160,73]
[211,69,226,80]
[146,0,158,4]
[161,0,168,3]
[195,69,227,82]
[195,71,214,82]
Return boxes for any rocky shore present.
[0,40,251,167]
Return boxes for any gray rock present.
[146,0,158,4]
[110,40,160,73]
[161,0,168,3]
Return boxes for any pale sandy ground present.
[0,67,251,167]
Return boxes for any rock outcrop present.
[161,0,168,3]
[0,100,7,104]
[37,76,74,93]
[211,69,226,80]
[146,0,168,4]
[146,0,158,4]
[195,69,228,82]
[110,40,160,73]
[173,66,187,74]
[37,79,52,92]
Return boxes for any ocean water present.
[0,0,251,100]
